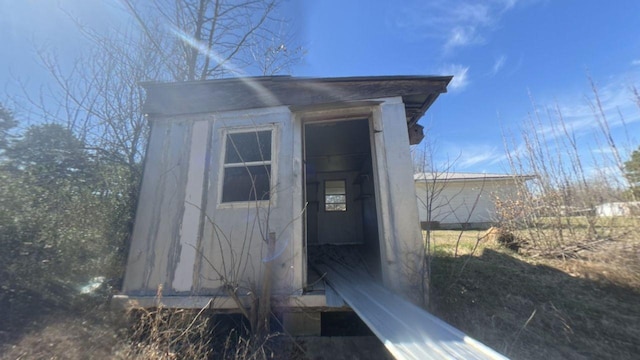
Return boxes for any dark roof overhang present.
[141,75,452,144]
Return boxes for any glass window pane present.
[326,195,346,204]
[325,180,345,195]
[222,165,271,202]
[326,203,347,211]
[325,180,346,211]
[225,131,271,163]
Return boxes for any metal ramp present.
[313,257,509,360]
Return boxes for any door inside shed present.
[303,119,382,288]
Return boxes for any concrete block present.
[283,312,321,336]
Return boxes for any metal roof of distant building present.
[414,172,536,182]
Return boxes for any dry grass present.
[119,305,215,359]
[3,224,637,359]
[119,304,296,360]
[428,226,640,360]
[0,299,301,360]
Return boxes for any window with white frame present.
[221,129,272,203]
[325,180,347,211]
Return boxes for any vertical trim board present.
[173,120,210,292]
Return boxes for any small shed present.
[414,172,534,230]
[118,75,451,312]
[112,76,512,356]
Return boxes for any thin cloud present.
[522,72,640,142]
[500,72,640,179]
[445,26,484,51]
[442,64,470,91]
[632,59,640,66]
[435,142,505,170]
[459,150,499,168]
[393,0,527,52]
[592,147,615,155]
[490,55,507,76]
[553,77,640,132]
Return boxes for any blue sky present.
[2,0,640,174]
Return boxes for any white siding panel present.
[147,121,190,292]
[375,99,424,298]
[415,179,520,225]
[173,120,210,292]
[123,122,165,293]
[196,107,298,295]
[123,120,191,294]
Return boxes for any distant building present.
[595,202,640,217]
[414,172,535,230]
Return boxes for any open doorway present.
[303,118,381,289]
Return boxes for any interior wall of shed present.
[304,119,382,286]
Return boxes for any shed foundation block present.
[282,312,321,336]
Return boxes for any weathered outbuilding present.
[414,172,535,230]
[118,75,451,311]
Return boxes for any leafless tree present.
[412,134,482,308]
[7,0,302,311]
[122,0,301,80]
[15,0,301,168]
[499,81,639,257]
[11,0,301,203]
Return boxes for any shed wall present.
[415,179,519,226]
[196,107,301,295]
[123,119,192,295]
[123,107,302,296]
[373,100,424,299]
[122,99,426,303]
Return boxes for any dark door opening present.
[303,119,381,288]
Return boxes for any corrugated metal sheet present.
[324,284,346,307]
[315,258,509,360]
